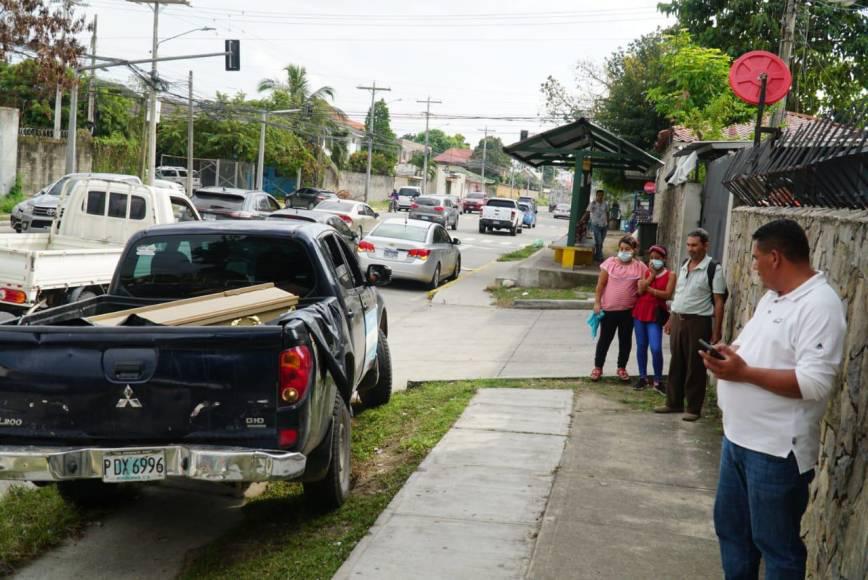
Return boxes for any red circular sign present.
[729,51,792,105]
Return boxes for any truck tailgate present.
[484,207,515,221]
[0,326,285,446]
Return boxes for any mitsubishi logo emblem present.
[116,385,142,408]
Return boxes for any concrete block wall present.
[0,107,19,195]
[724,206,868,579]
[17,136,93,195]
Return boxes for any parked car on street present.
[0,178,199,315]
[462,191,486,213]
[11,172,142,233]
[553,203,571,219]
[191,187,281,221]
[154,179,186,194]
[155,166,201,190]
[267,208,359,246]
[0,220,394,510]
[357,218,461,289]
[314,199,381,238]
[408,195,460,230]
[395,186,422,211]
[285,187,337,210]
[480,198,523,236]
[518,202,537,228]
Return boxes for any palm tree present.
[258,64,345,185]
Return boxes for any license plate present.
[102,451,166,483]
[384,248,399,259]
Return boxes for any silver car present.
[11,172,142,232]
[357,218,462,289]
[155,166,202,190]
[408,195,460,230]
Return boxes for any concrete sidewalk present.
[335,388,574,579]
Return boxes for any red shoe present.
[616,368,630,382]
[590,367,602,381]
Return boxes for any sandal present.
[617,368,630,382]
[590,367,603,381]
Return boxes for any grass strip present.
[497,243,542,262]
[0,485,85,575]
[486,284,596,307]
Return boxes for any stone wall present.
[17,136,93,195]
[724,206,868,579]
[322,171,434,202]
[0,107,19,195]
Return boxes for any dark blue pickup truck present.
[0,221,393,510]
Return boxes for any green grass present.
[367,199,391,212]
[0,485,86,575]
[0,176,24,214]
[497,243,543,262]
[486,284,596,307]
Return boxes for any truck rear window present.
[116,234,317,299]
[486,199,515,208]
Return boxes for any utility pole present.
[147,2,160,185]
[256,110,267,190]
[477,126,495,194]
[357,81,391,202]
[187,70,193,195]
[771,0,798,127]
[87,14,98,128]
[416,96,441,194]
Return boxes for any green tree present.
[402,129,468,155]
[409,151,436,180]
[646,31,754,139]
[468,136,510,181]
[348,151,393,175]
[365,99,398,165]
[658,0,868,115]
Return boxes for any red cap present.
[648,244,668,258]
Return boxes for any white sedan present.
[553,203,572,219]
[314,199,381,237]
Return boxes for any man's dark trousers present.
[666,313,712,414]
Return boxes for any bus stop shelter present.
[504,118,662,264]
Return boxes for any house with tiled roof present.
[433,148,473,166]
[328,115,367,157]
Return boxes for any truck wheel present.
[517,226,523,235]
[478,224,485,234]
[56,480,131,508]
[510,226,517,237]
[303,394,351,511]
[428,265,441,290]
[360,330,392,408]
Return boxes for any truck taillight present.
[408,248,430,260]
[0,288,26,304]
[511,211,516,219]
[434,206,444,212]
[279,346,313,405]
[358,240,375,253]
[337,214,353,224]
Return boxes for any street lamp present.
[257,108,302,190]
[157,26,215,48]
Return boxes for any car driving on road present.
[519,202,537,229]
[357,218,461,289]
[408,195,460,230]
[479,197,523,236]
[314,199,381,238]
[462,191,486,213]
[395,186,422,211]
[553,203,571,219]
[191,187,282,220]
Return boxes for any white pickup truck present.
[479,197,523,236]
[0,178,199,316]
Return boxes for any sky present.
[75,0,674,148]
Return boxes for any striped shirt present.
[600,257,648,311]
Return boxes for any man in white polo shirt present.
[701,219,846,579]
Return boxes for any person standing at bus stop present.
[582,189,609,262]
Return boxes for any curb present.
[404,375,633,389]
[426,260,497,301]
[513,299,595,310]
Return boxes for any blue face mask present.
[617,251,633,263]
[651,259,664,270]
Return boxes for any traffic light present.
[225,40,240,71]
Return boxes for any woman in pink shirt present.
[591,235,648,381]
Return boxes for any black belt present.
[673,313,712,320]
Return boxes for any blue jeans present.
[714,437,814,580]
[633,319,663,382]
[591,224,607,261]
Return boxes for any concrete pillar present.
[0,107,20,195]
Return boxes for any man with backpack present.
[655,228,726,421]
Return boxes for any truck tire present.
[359,329,392,408]
[478,223,485,234]
[303,394,351,511]
[510,225,517,236]
[56,480,131,508]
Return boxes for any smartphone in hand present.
[698,339,726,360]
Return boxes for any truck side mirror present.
[366,264,392,287]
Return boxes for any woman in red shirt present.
[591,235,648,382]
[632,245,676,392]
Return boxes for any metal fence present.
[160,155,255,189]
[722,112,868,210]
[19,127,69,139]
